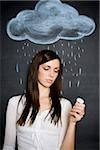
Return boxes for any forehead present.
[41,59,60,67]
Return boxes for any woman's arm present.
[60,101,85,150]
[2,96,19,150]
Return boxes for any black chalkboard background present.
[0,1,99,150]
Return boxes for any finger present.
[72,105,85,113]
[73,103,85,111]
[71,109,85,116]
[71,106,85,116]
[74,102,85,108]
[70,111,84,121]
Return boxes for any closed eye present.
[43,66,60,72]
[43,67,50,70]
[54,70,59,73]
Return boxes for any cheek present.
[38,70,47,81]
[38,72,43,81]
[54,74,59,81]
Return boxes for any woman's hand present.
[69,101,85,124]
[60,99,85,150]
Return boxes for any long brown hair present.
[17,50,63,126]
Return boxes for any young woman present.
[3,50,85,150]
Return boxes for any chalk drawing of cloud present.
[7,0,96,44]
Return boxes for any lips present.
[46,79,53,83]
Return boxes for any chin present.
[44,84,52,88]
[44,83,53,88]
[38,81,53,88]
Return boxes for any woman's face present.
[38,59,60,88]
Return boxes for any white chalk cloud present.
[7,0,96,44]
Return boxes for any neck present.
[38,82,50,99]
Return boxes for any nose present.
[49,69,54,78]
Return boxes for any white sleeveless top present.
[3,95,72,150]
